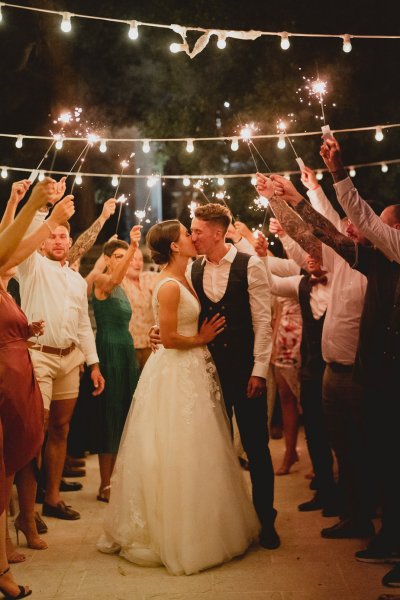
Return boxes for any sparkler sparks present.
[188,201,199,218]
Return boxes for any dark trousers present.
[322,365,372,523]
[363,383,400,547]
[300,375,336,496]
[212,355,275,529]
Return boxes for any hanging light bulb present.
[142,139,150,153]
[217,32,227,49]
[170,42,185,53]
[217,177,225,186]
[277,134,286,149]
[183,176,191,187]
[251,176,257,186]
[0,4,4,23]
[316,170,324,181]
[55,137,63,150]
[128,20,139,40]
[342,34,352,53]
[111,176,119,187]
[280,32,290,50]
[75,174,83,186]
[381,163,389,173]
[147,175,157,188]
[349,167,356,177]
[99,139,107,153]
[15,135,23,149]
[231,137,239,151]
[60,12,72,33]
[38,171,45,181]
[186,139,194,153]
[375,126,384,141]
[1,167,8,179]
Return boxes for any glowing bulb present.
[217,177,225,186]
[342,34,352,53]
[0,5,3,23]
[284,173,291,181]
[381,163,389,173]
[60,12,72,33]
[231,137,239,151]
[1,167,8,178]
[38,171,45,181]
[55,137,63,150]
[277,134,286,149]
[170,42,183,53]
[142,139,150,153]
[280,31,290,50]
[15,135,23,149]
[316,171,324,181]
[75,174,82,185]
[183,176,191,187]
[349,167,356,177]
[111,176,119,187]
[87,133,99,145]
[147,175,157,188]
[99,139,107,153]
[224,101,230,108]
[186,139,194,153]
[128,20,139,40]
[251,176,257,186]
[188,201,199,218]
[217,33,227,49]
[375,126,384,141]
[240,126,252,141]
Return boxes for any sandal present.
[97,485,111,503]
[0,566,32,599]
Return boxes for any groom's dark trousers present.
[191,252,275,529]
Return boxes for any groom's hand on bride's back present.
[198,313,226,344]
[148,325,161,352]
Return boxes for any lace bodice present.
[152,277,200,337]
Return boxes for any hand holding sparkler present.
[269,173,304,206]
[254,231,268,258]
[300,166,320,191]
[269,218,285,237]
[100,198,117,222]
[320,137,345,175]
[255,173,275,200]
[28,177,60,211]
[47,195,75,228]
[129,224,142,251]
[234,221,256,245]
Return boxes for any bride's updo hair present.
[146,220,181,265]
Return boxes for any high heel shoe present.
[0,566,32,599]
[275,451,299,476]
[14,518,48,550]
[97,485,111,503]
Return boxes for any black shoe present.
[62,467,86,478]
[382,564,400,587]
[321,503,341,517]
[321,518,374,539]
[260,510,280,550]
[309,478,319,491]
[42,501,80,520]
[356,537,400,563]
[298,493,324,512]
[59,479,83,492]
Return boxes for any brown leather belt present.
[27,341,76,357]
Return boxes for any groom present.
[188,203,279,549]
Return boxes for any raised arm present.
[0,180,32,234]
[256,173,323,264]
[68,198,116,265]
[301,165,344,232]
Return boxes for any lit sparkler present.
[188,201,199,218]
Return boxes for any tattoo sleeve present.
[268,195,323,264]
[293,199,357,266]
[68,218,103,265]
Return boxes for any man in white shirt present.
[17,207,105,521]
[189,203,278,549]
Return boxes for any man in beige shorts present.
[17,196,104,521]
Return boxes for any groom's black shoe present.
[260,509,280,550]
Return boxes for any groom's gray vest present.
[191,252,254,389]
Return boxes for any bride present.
[97,220,260,575]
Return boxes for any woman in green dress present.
[91,226,141,502]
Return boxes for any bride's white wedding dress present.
[97,277,260,575]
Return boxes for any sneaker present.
[382,564,400,587]
[356,538,400,563]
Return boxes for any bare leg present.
[44,398,77,506]
[98,454,117,501]
[4,475,26,563]
[14,463,47,550]
[275,369,299,475]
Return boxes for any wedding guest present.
[90,229,141,502]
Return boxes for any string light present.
[280,31,290,50]
[170,42,185,53]
[316,170,324,180]
[60,12,72,33]
[142,139,150,153]
[183,176,191,186]
[186,139,194,153]
[75,174,83,185]
[1,166,8,178]
[147,175,158,187]
[217,177,225,186]
[231,137,239,151]
[375,126,384,141]
[128,20,139,40]
[349,167,356,177]
[38,170,45,181]
[0,3,3,22]
[111,175,119,186]
[15,135,23,148]
[54,135,63,150]
[277,134,286,149]
[217,32,227,49]
[381,163,389,173]
[99,139,107,153]
[342,34,352,53]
